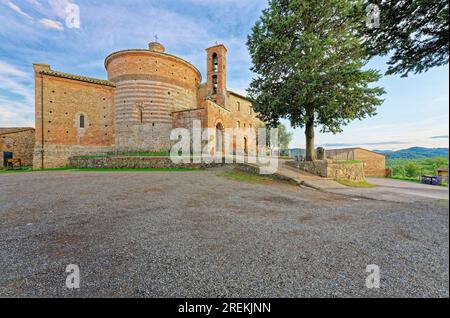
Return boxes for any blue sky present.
[0,0,448,150]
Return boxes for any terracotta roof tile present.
[0,127,34,135]
[40,70,116,87]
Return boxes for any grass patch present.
[0,167,200,174]
[0,166,34,173]
[333,160,361,164]
[335,179,376,188]
[218,171,274,184]
[390,176,421,183]
[74,151,171,159]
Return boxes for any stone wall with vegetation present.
[69,156,223,169]
[297,160,328,177]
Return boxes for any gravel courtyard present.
[0,168,448,298]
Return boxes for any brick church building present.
[33,42,263,169]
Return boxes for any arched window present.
[244,137,248,155]
[79,114,85,128]
[237,101,241,112]
[216,122,224,157]
[136,104,144,124]
[212,53,218,72]
[139,108,143,124]
[212,75,218,95]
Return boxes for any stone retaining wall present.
[69,156,224,169]
[327,162,365,181]
[34,145,114,169]
[68,156,299,184]
[297,160,365,182]
[297,161,328,177]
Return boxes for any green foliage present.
[247,0,385,160]
[277,124,293,150]
[387,157,449,179]
[335,179,376,188]
[218,171,273,184]
[391,165,405,177]
[404,162,420,178]
[362,0,449,77]
[334,160,361,164]
[0,167,199,174]
[74,151,170,159]
[377,147,449,159]
[422,157,449,172]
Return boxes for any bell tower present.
[206,44,227,107]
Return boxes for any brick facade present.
[33,42,264,168]
[33,64,115,169]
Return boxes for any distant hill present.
[375,147,449,159]
[286,148,305,157]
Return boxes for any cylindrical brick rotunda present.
[105,42,202,151]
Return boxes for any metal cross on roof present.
[155,34,158,42]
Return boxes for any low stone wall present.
[34,145,114,169]
[69,156,226,169]
[297,160,365,182]
[327,162,365,182]
[68,156,299,183]
[297,161,328,177]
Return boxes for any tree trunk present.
[305,119,315,161]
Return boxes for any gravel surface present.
[0,168,448,298]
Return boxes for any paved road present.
[368,178,449,200]
[323,178,449,203]
[0,168,448,297]
[274,161,448,202]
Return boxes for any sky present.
[0,0,448,151]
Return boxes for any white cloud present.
[7,1,33,19]
[185,0,266,8]
[0,106,34,127]
[0,75,33,101]
[0,61,28,78]
[0,61,34,127]
[48,0,73,19]
[0,61,33,96]
[27,0,42,7]
[39,18,64,30]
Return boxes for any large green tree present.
[363,0,449,77]
[247,0,385,161]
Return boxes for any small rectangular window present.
[79,115,85,128]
